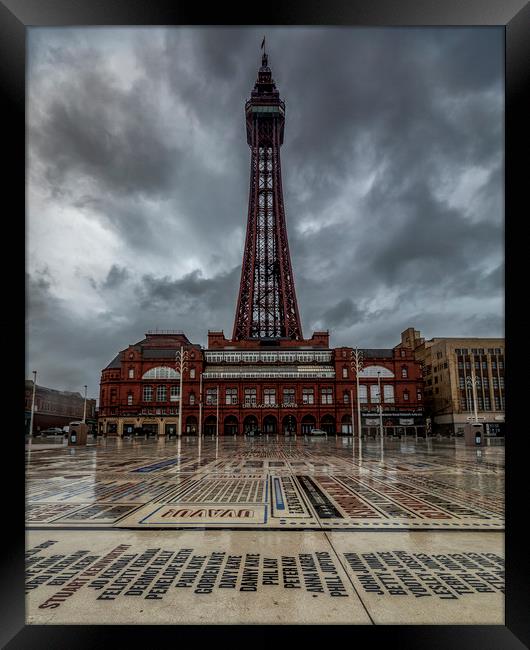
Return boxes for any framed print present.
[2,0,528,647]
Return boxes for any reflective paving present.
[25,436,504,624]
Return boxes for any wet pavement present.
[25,435,504,624]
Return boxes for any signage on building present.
[361,411,422,417]
[365,419,380,425]
[486,423,503,436]
[242,403,298,409]
[399,418,414,425]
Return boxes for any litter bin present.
[464,423,484,447]
[68,422,88,446]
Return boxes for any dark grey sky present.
[27,27,504,400]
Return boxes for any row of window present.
[202,371,336,379]
[201,385,418,406]
[460,396,504,411]
[458,360,504,370]
[34,403,82,416]
[204,351,333,363]
[455,348,503,355]
[128,367,197,380]
[141,386,180,402]
[120,364,412,381]
[458,376,504,389]
[118,384,423,406]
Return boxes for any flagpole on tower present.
[260,35,266,65]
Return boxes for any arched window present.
[301,414,316,435]
[401,366,408,378]
[341,414,352,434]
[142,366,180,380]
[320,415,335,434]
[189,393,195,405]
[343,391,350,404]
[127,393,133,405]
[403,389,409,401]
[358,365,394,378]
[204,415,217,435]
[263,415,277,433]
[128,367,134,379]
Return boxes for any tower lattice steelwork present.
[232,48,303,341]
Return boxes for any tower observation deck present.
[232,48,303,341]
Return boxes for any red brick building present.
[98,50,425,437]
[25,381,97,434]
[98,329,425,437]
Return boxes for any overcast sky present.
[27,27,504,399]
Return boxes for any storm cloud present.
[27,27,504,399]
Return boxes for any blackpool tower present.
[232,46,303,341]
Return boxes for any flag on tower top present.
[261,36,265,50]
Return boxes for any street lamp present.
[377,371,384,441]
[82,385,87,424]
[466,373,480,424]
[198,371,203,436]
[350,348,364,441]
[29,370,37,437]
[175,346,189,437]
[216,385,220,437]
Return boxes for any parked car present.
[309,428,327,436]
[40,427,64,436]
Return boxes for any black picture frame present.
[3,0,528,647]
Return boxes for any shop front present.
[361,410,425,438]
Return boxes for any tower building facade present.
[233,51,303,341]
[98,48,426,438]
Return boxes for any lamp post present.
[350,388,355,440]
[216,385,220,437]
[82,385,87,423]
[350,347,364,442]
[198,372,203,436]
[377,371,384,440]
[175,346,189,437]
[466,372,480,424]
[465,375,473,419]
[29,370,37,437]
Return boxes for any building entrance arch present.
[321,415,336,434]
[282,415,297,435]
[301,414,316,435]
[204,415,217,436]
[185,416,197,435]
[143,423,158,437]
[341,414,352,435]
[243,415,259,435]
[263,415,277,434]
[224,416,238,435]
